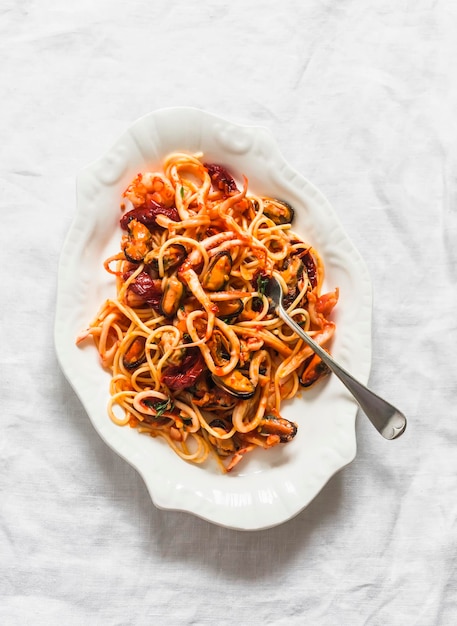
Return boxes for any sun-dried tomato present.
[161,350,206,391]
[124,271,162,309]
[204,163,239,195]
[301,250,318,289]
[120,196,179,230]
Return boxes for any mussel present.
[258,414,297,442]
[209,418,230,432]
[263,199,295,225]
[208,419,237,456]
[121,218,152,263]
[191,376,237,411]
[212,369,256,399]
[202,251,232,291]
[149,243,187,272]
[298,353,330,387]
[216,299,244,321]
[239,296,265,321]
[160,275,185,318]
[208,330,231,367]
[280,255,304,289]
[122,335,147,370]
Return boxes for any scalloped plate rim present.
[54,106,372,531]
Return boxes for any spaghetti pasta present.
[77,153,339,472]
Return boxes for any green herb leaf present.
[155,398,173,418]
[143,398,173,418]
[257,273,269,296]
[180,186,185,199]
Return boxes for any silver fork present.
[269,275,407,440]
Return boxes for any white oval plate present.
[55,107,372,530]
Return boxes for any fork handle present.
[277,308,406,440]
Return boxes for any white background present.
[1,1,457,624]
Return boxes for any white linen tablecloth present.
[2,1,457,624]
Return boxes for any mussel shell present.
[208,419,236,456]
[239,296,265,321]
[208,330,231,367]
[151,243,187,272]
[216,299,244,320]
[191,374,237,411]
[258,414,298,442]
[298,354,330,387]
[202,251,232,291]
[123,246,146,264]
[122,336,147,370]
[263,199,295,225]
[201,389,237,411]
[121,219,152,263]
[160,275,185,317]
[212,369,256,399]
[209,418,230,432]
[280,255,304,290]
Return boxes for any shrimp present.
[123,172,175,208]
[307,288,339,329]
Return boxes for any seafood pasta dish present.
[77,152,339,472]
